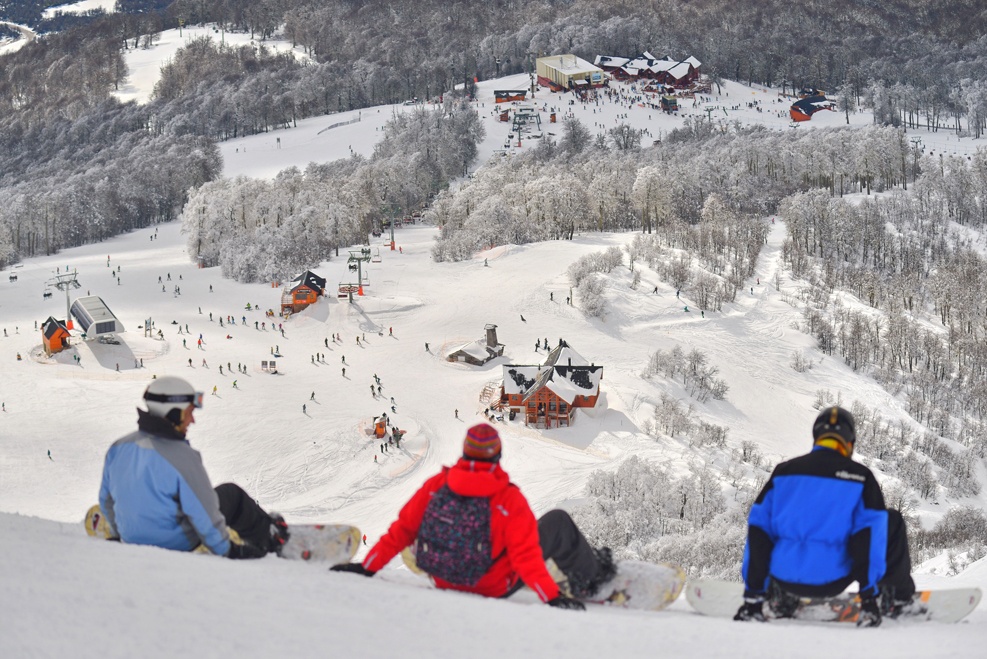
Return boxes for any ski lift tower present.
[384,203,399,251]
[347,248,372,295]
[46,269,82,330]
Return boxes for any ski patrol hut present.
[41,316,71,355]
[70,296,124,339]
[281,270,326,314]
[446,324,506,366]
[500,340,603,428]
[536,55,606,91]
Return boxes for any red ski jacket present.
[363,459,560,602]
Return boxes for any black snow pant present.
[879,509,916,600]
[504,509,602,598]
[215,482,274,551]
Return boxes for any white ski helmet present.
[143,376,202,424]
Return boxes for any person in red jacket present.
[332,423,614,610]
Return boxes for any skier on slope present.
[332,423,615,610]
[98,377,289,560]
[734,406,916,627]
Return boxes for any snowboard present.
[400,546,686,611]
[84,504,360,564]
[279,524,361,564]
[685,579,982,624]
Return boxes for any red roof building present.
[500,340,602,428]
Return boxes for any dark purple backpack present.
[416,485,492,586]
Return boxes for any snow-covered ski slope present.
[2,209,985,658]
[218,71,982,181]
[2,27,987,656]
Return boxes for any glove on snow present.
[734,597,767,622]
[227,540,268,560]
[857,595,882,628]
[330,562,376,577]
[268,514,290,555]
[547,594,586,611]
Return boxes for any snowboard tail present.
[84,505,359,564]
[686,579,982,624]
[565,559,686,611]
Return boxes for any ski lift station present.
[70,295,124,338]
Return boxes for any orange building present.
[281,270,326,314]
[500,340,602,428]
[42,316,71,355]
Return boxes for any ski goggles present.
[144,391,204,409]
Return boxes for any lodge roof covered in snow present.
[289,270,326,295]
[447,324,505,366]
[502,340,602,404]
[595,51,701,83]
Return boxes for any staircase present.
[479,381,503,409]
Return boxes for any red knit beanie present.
[463,423,502,462]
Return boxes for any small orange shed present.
[281,270,327,314]
[42,316,71,355]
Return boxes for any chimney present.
[485,324,498,347]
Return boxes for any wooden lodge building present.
[281,270,326,314]
[495,90,528,103]
[500,340,602,428]
[594,52,701,88]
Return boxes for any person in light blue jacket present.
[99,376,288,559]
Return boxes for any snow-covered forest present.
[181,101,484,282]
[4,0,987,266]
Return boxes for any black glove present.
[330,562,376,577]
[734,597,767,622]
[547,594,586,611]
[857,595,882,628]
[268,514,290,554]
[227,540,267,560]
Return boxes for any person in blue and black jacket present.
[735,406,916,627]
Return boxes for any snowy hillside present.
[2,511,985,659]
[2,219,986,657]
[2,25,987,656]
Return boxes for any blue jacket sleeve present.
[98,451,119,538]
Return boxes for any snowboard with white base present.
[400,546,686,611]
[84,504,360,564]
[686,579,981,624]
[278,524,361,564]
